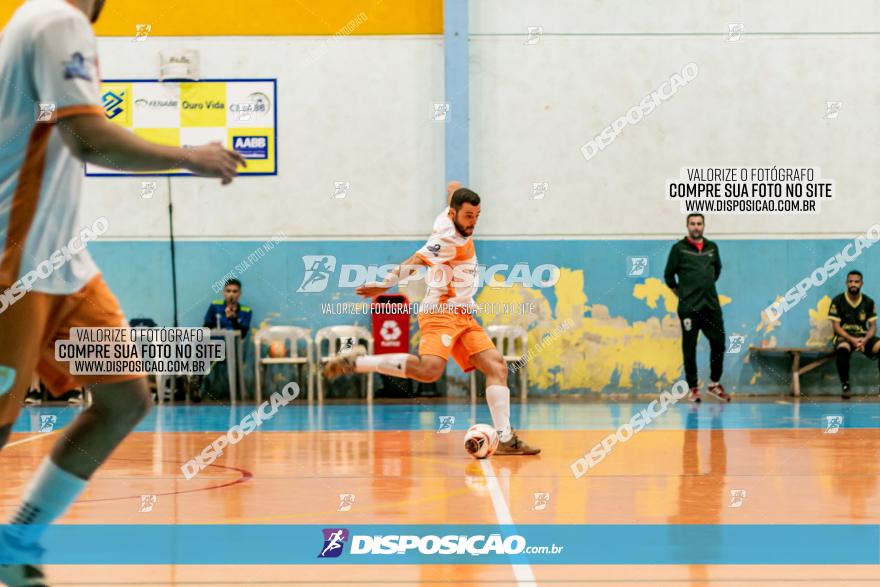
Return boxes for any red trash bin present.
[371,294,410,354]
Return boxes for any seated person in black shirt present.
[828,270,879,399]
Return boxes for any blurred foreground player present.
[664,213,731,403]
[829,270,879,399]
[0,0,245,584]
[324,183,539,455]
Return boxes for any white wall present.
[471,0,880,34]
[83,6,880,242]
[469,1,880,238]
[86,36,446,240]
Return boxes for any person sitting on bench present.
[829,270,879,399]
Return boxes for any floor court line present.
[5,429,59,447]
[480,458,537,587]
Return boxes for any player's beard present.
[848,285,861,295]
[452,214,474,237]
[688,228,703,240]
[91,0,107,23]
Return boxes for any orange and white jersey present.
[415,207,478,311]
[0,0,103,294]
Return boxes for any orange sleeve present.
[56,104,105,119]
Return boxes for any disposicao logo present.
[318,528,349,558]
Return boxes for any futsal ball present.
[464,424,500,459]
[267,341,288,358]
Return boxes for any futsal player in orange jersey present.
[0,1,245,583]
[324,182,540,456]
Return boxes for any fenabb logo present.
[134,98,178,109]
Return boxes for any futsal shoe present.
[688,387,701,403]
[0,532,48,587]
[494,431,541,456]
[706,382,731,403]
[842,383,851,400]
[322,345,366,380]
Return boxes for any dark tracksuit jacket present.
[664,237,725,386]
[664,237,722,315]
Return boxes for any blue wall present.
[90,238,880,397]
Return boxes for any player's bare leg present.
[47,377,152,477]
[324,350,446,383]
[324,347,539,454]
[0,378,152,587]
[469,349,540,455]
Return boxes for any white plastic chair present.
[154,374,174,404]
[315,325,374,402]
[254,326,314,404]
[469,324,529,403]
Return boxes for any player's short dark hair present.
[847,270,863,280]
[225,278,242,289]
[686,213,704,223]
[450,188,480,211]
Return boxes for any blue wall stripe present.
[88,238,880,397]
[443,0,469,187]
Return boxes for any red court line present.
[77,459,254,504]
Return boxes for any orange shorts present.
[418,311,495,372]
[0,273,141,426]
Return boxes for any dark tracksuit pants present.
[679,308,725,388]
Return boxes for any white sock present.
[486,384,512,442]
[355,354,409,378]
[6,457,88,546]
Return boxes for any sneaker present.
[688,387,701,403]
[22,391,41,406]
[67,390,84,405]
[0,532,47,587]
[322,345,366,380]
[494,431,541,456]
[706,382,731,403]
[842,383,851,400]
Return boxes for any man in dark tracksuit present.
[664,213,731,403]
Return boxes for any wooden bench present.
[748,346,834,397]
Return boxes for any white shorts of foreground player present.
[570,380,689,479]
